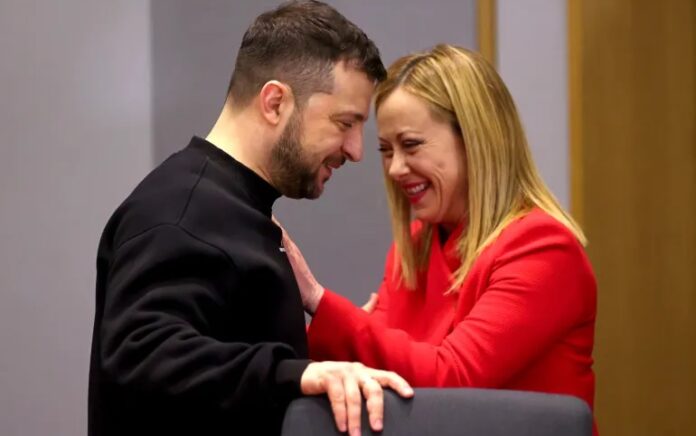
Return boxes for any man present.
[88,2,412,436]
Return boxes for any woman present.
[285,44,597,431]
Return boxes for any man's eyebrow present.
[335,111,367,122]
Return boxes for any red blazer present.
[308,208,597,411]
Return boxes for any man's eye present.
[340,121,353,129]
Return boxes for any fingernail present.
[373,419,383,430]
[350,428,360,436]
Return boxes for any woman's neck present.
[438,225,452,245]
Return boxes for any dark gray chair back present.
[282,388,592,436]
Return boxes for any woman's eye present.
[402,140,423,148]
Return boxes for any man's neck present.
[206,105,274,186]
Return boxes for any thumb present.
[361,292,379,313]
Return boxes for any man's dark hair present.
[227,0,385,108]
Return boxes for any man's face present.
[269,62,375,199]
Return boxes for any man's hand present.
[300,361,413,436]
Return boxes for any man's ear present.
[258,80,294,126]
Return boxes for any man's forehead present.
[331,63,375,90]
[309,90,373,120]
[334,75,374,110]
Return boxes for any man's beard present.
[268,112,322,199]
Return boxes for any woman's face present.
[377,88,468,230]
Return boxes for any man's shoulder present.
[100,142,276,263]
[103,146,211,249]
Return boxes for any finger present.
[370,370,414,398]
[325,375,348,433]
[361,293,378,313]
[360,376,384,431]
[343,373,362,436]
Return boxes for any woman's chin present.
[412,208,439,225]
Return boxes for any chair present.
[282,388,592,436]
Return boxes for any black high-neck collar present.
[187,136,281,214]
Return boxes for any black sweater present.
[88,137,310,436]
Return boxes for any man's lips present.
[325,157,345,170]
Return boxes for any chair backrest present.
[282,388,592,436]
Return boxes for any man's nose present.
[343,129,364,162]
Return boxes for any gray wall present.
[497,0,569,207]
[0,2,153,436]
[151,0,477,305]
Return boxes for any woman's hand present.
[273,217,325,314]
[361,292,378,314]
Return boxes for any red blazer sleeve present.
[365,246,396,326]
[307,218,596,388]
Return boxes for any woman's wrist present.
[305,285,325,315]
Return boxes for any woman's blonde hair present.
[375,44,586,292]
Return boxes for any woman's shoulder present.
[496,208,582,249]
[477,208,592,278]
[487,208,594,283]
